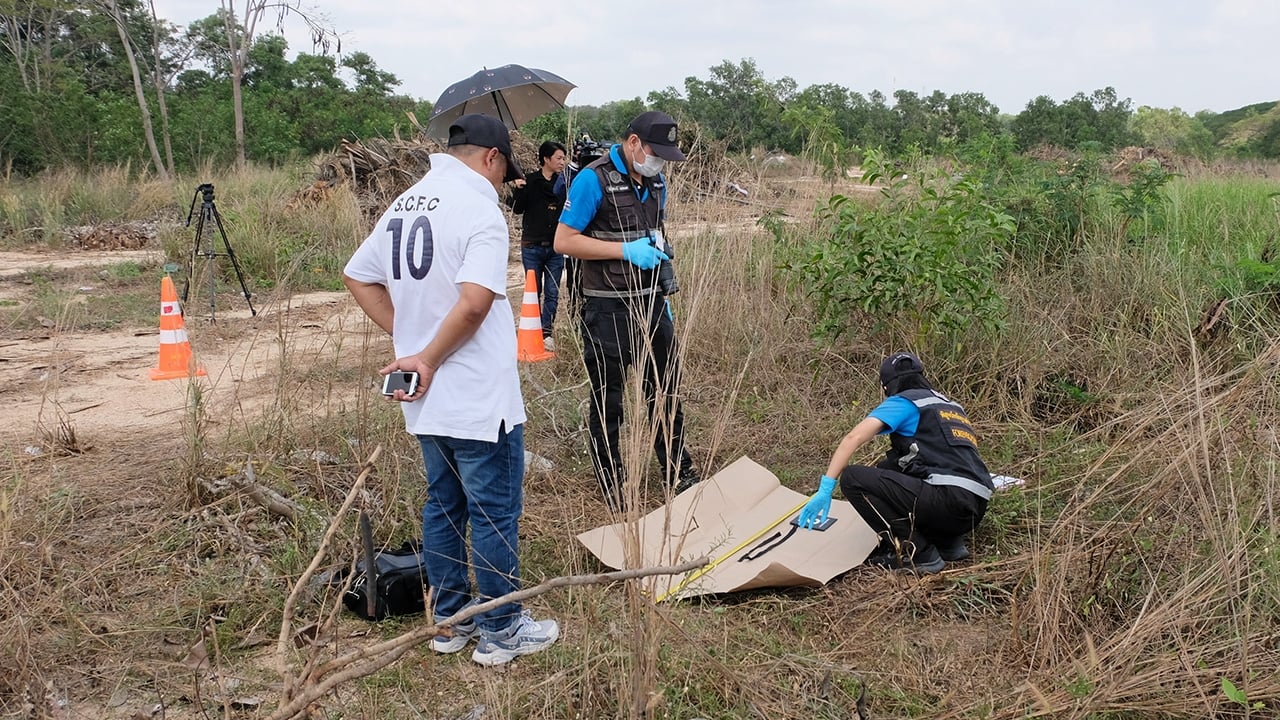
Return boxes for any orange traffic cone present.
[149,276,206,380]
[517,269,554,363]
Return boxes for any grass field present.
[2,153,1279,719]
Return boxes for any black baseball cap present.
[447,114,523,182]
[879,352,925,387]
[626,110,686,161]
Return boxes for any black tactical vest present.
[882,389,994,500]
[579,150,665,298]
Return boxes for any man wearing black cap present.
[343,113,558,665]
[797,352,994,574]
[554,110,699,511]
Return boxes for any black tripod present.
[183,183,255,320]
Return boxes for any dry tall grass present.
[1,159,1278,719]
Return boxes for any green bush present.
[776,148,1015,344]
[1110,159,1174,240]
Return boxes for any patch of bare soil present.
[1,247,531,454]
[0,289,368,450]
[0,248,160,279]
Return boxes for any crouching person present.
[798,352,993,574]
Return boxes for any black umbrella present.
[425,64,576,139]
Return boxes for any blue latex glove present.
[621,238,670,270]
[665,299,674,321]
[798,475,837,529]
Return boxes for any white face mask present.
[633,149,665,177]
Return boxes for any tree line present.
[2,4,1277,177]
[0,0,427,175]
[547,59,1278,164]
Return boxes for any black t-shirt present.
[509,170,565,245]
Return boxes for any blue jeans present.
[418,423,524,633]
[521,245,564,337]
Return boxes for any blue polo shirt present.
[559,145,666,231]
[868,395,920,436]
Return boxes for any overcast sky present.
[149,0,1277,116]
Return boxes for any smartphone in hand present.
[381,371,420,397]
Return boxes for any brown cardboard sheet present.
[576,456,880,601]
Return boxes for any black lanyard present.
[737,523,800,562]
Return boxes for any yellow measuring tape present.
[653,498,810,603]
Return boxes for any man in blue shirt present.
[798,352,994,574]
[554,111,699,511]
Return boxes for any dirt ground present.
[2,281,357,448]
[0,251,531,452]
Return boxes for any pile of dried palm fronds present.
[1110,145,1183,179]
[66,221,155,250]
[664,123,755,209]
[291,111,544,224]
[290,135,439,222]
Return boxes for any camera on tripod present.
[183,182,255,320]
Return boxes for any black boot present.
[864,534,898,565]
[673,466,701,494]
[869,542,945,575]
[932,535,970,562]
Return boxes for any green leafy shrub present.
[776,148,1015,343]
[1032,151,1108,259]
[1111,159,1174,240]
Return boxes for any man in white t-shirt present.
[342,113,558,666]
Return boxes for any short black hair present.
[538,140,566,165]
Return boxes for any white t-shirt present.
[344,153,525,441]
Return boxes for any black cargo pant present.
[580,294,694,502]
[839,465,987,554]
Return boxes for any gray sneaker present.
[471,611,560,666]
[430,616,479,653]
[431,599,482,654]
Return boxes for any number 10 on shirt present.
[388,216,434,280]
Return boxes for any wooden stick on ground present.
[274,444,383,691]
[236,458,304,521]
[266,556,710,720]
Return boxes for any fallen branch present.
[266,556,709,720]
[274,444,382,693]
[195,459,306,521]
[234,459,304,521]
